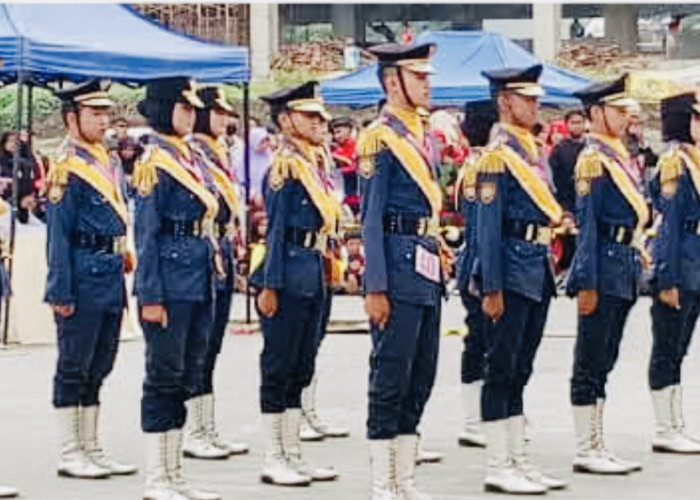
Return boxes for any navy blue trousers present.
[141,300,213,433]
[259,290,323,413]
[367,299,440,440]
[53,307,123,408]
[649,291,700,390]
[460,289,485,384]
[317,286,333,346]
[481,290,550,422]
[571,294,634,406]
[200,284,234,396]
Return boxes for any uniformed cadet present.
[473,65,568,495]
[299,137,351,443]
[252,81,339,486]
[358,42,451,500]
[44,79,137,481]
[132,77,221,500]
[454,100,498,449]
[647,92,700,454]
[567,75,647,475]
[0,197,18,499]
[185,87,250,459]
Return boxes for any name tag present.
[415,244,440,283]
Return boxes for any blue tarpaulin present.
[0,3,249,84]
[321,31,591,107]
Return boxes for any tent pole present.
[2,75,26,346]
[243,82,251,324]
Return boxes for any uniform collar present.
[193,133,227,163]
[160,134,192,161]
[384,104,424,140]
[588,132,630,162]
[497,122,540,161]
[70,137,110,166]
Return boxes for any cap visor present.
[183,89,204,109]
[215,97,236,114]
[514,85,545,97]
[405,62,436,75]
[606,97,638,108]
[292,101,330,118]
[80,97,114,107]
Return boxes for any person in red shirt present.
[330,116,359,215]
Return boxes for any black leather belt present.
[161,219,204,238]
[685,220,700,236]
[73,232,125,254]
[383,214,437,237]
[285,227,325,251]
[601,223,635,245]
[504,219,552,245]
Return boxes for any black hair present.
[0,131,17,154]
[194,107,213,136]
[137,99,177,135]
[532,122,544,136]
[461,101,498,148]
[565,109,586,122]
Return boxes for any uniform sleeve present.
[360,150,390,294]
[653,169,685,291]
[476,172,506,294]
[568,155,604,293]
[134,169,166,304]
[262,180,288,290]
[44,177,78,306]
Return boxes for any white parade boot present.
[595,399,642,472]
[571,405,629,475]
[508,416,566,490]
[56,406,111,479]
[283,409,339,481]
[369,439,398,500]
[396,434,432,500]
[81,405,138,475]
[458,382,486,448]
[301,375,350,440]
[201,394,249,456]
[183,396,228,460]
[143,433,188,500]
[260,413,311,486]
[415,437,444,465]
[483,420,546,495]
[651,386,700,453]
[168,430,221,500]
[671,385,700,445]
[0,484,18,498]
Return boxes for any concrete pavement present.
[1,296,700,499]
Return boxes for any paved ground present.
[2,295,700,500]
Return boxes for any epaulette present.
[268,148,295,191]
[356,121,387,178]
[46,156,70,203]
[132,145,159,196]
[657,146,684,185]
[574,147,604,180]
[475,144,507,175]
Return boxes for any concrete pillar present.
[532,3,561,62]
[250,3,279,81]
[604,4,638,52]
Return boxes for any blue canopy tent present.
[0,3,249,84]
[321,30,591,107]
[0,4,254,340]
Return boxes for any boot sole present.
[310,475,339,482]
[458,438,486,448]
[416,457,443,464]
[572,465,629,475]
[260,476,311,487]
[57,470,111,479]
[652,445,700,454]
[299,436,325,442]
[484,484,546,495]
[183,451,229,460]
[227,449,250,456]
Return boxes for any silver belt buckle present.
[417,218,428,236]
[525,224,535,242]
[536,227,552,245]
[113,236,126,255]
[616,227,626,243]
[304,231,313,248]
